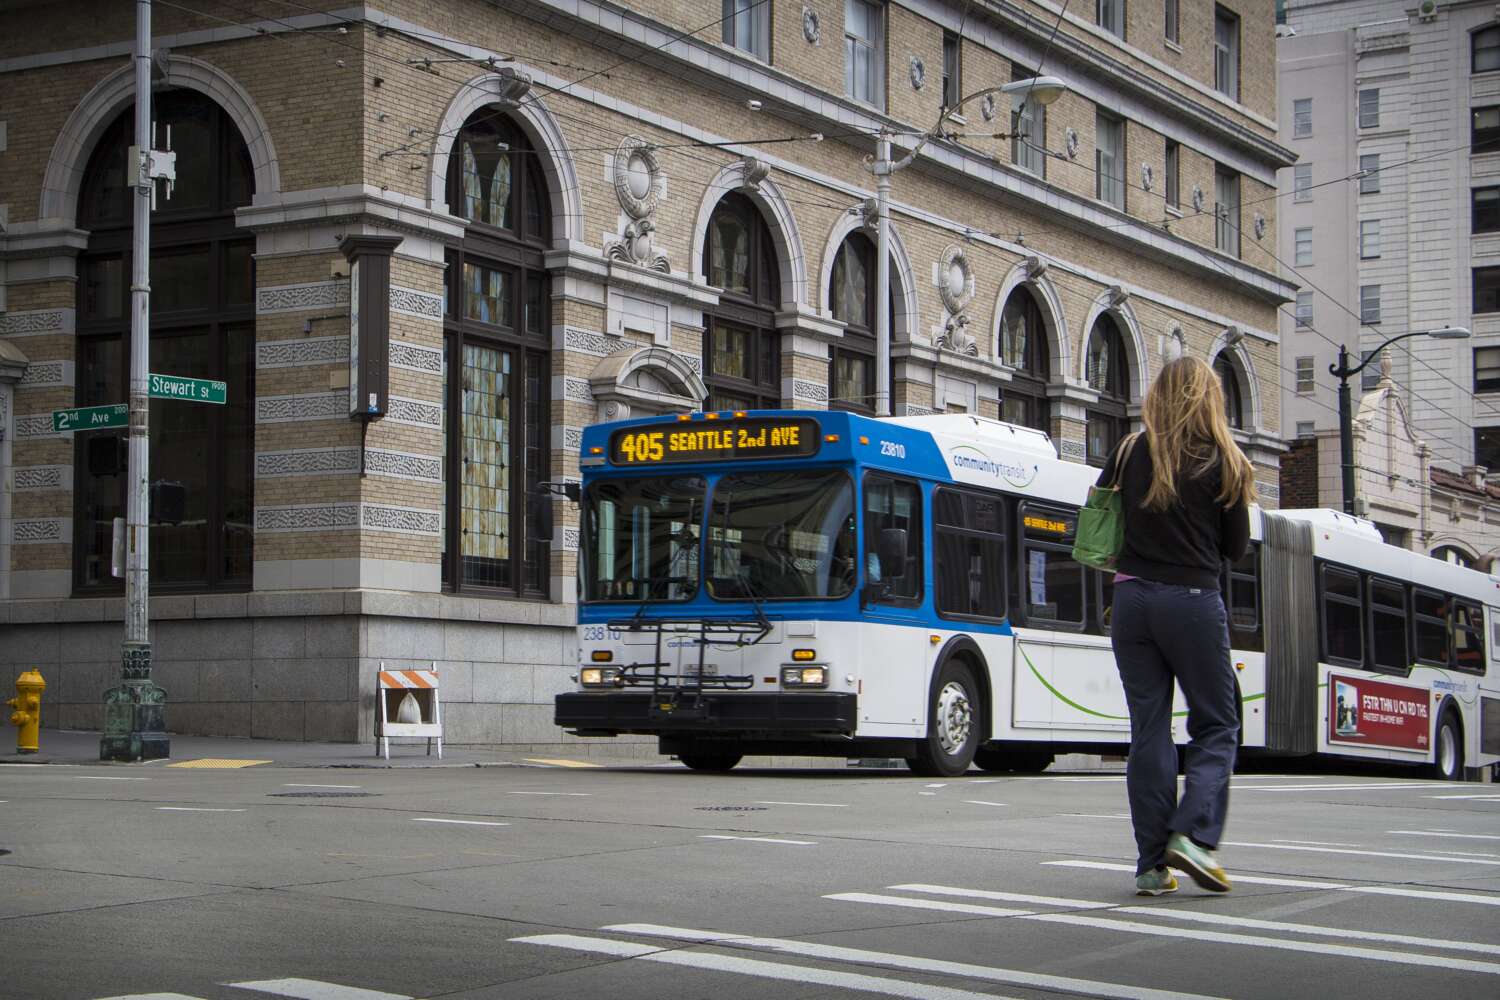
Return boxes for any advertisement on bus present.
[1328,674,1431,751]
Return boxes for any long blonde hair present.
[1139,356,1257,511]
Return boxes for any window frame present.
[1098,0,1125,39]
[1295,356,1315,394]
[1366,575,1411,676]
[1473,106,1500,154]
[1295,291,1313,329]
[1476,426,1500,468]
[1215,166,1240,257]
[1294,163,1312,202]
[1084,314,1131,467]
[933,486,1009,624]
[1214,353,1245,430]
[1214,5,1240,101]
[1359,284,1381,326]
[1476,346,1500,393]
[722,0,771,61]
[1222,543,1263,651]
[1412,586,1452,668]
[1016,499,1086,631]
[1095,111,1126,209]
[1011,63,1049,178]
[1359,153,1380,195]
[1293,98,1312,138]
[1357,88,1380,130]
[1453,598,1487,675]
[1164,0,1179,45]
[1474,186,1500,234]
[828,231,882,414]
[1474,265,1500,314]
[703,192,782,411]
[862,472,923,607]
[1359,219,1381,260]
[1164,139,1180,209]
[1294,227,1313,266]
[941,31,961,111]
[998,287,1052,434]
[1319,563,1365,668]
[1476,24,1500,75]
[844,0,885,108]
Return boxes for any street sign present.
[53,403,128,433]
[149,372,226,404]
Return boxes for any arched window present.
[998,287,1052,433]
[74,90,255,592]
[703,192,780,410]
[1085,314,1130,465]
[442,111,552,597]
[1214,353,1244,429]
[829,232,879,412]
[1475,25,1500,74]
[1432,544,1474,568]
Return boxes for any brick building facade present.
[0,0,1295,747]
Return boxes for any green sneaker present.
[1166,832,1232,892]
[1135,867,1178,896]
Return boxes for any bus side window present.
[933,488,1007,622]
[1454,600,1485,674]
[1320,564,1363,666]
[1367,577,1410,676]
[1018,501,1084,630]
[1223,544,1262,651]
[1412,588,1450,667]
[864,475,923,604]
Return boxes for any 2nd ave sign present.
[149,372,226,404]
[52,403,128,433]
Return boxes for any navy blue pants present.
[1110,578,1239,875]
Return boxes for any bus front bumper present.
[554,691,858,735]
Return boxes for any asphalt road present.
[2,756,1498,1000]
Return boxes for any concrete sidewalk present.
[0,728,658,769]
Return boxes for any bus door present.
[857,475,930,728]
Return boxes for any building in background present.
[0,0,1293,744]
[1278,0,1500,489]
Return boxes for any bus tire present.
[1432,709,1464,782]
[973,747,1054,773]
[678,746,744,772]
[906,660,981,777]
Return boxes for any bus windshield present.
[707,470,855,601]
[582,475,703,602]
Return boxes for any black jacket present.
[1096,434,1251,589]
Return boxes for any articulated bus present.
[554,409,1500,778]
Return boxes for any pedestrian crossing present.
[101,980,411,1000]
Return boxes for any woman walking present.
[1096,356,1254,896]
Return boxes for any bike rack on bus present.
[604,616,769,720]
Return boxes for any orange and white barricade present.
[375,664,442,760]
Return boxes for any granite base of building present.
[0,590,636,748]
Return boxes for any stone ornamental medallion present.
[935,244,978,356]
[1141,163,1153,192]
[1191,184,1205,213]
[1253,212,1266,240]
[909,56,926,91]
[1065,128,1079,160]
[605,137,670,272]
[802,6,820,44]
[980,93,996,122]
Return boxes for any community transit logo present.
[948,445,1039,488]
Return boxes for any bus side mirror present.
[878,528,908,577]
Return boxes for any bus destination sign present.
[610,418,820,465]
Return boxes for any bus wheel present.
[678,746,744,772]
[1432,711,1464,782]
[907,662,981,777]
[973,747,1054,774]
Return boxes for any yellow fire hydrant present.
[7,670,45,754]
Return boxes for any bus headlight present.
[781,665,828,688]
[580,666,621,687]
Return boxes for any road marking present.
[611,923,1228,1000]
[156,807,246,813]
[74,775,150,781]
[168,758,269,769]
[1428,794,1500,800]
[1047,859,1500,907]
[1427,848,1500,858]
[523,758,601,768]
[1062,813,1132,819]
[516,933,1015,1000]
[1234,782,1453,792]
[284,783,362,789]
[1389,829,1500,841]
[918,791,937,796]
[1224,840,1500,867]
[890,884,1112,910]
[1015,776,1127,782]
[1273,839,1364,847]
[507,790,592,796]
[97,994,205,999]
[411,817,509,827]
[754,800,848,807]
[228,979,412,1000]
[824,892,1031,918]
[1043,860,1347,889]
[1115,905,1500,956]
[1021,912,1500,976]
[962,800,1009,807]
[700,834,816,845]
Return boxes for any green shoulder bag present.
[1071,432,1141,571]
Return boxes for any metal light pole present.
[867,76,1066,417]
[102,0,173,761]
[1330,326,1470,516]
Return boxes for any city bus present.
[554,409,1500,779]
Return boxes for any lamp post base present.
[100,645,169,762]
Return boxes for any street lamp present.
[867,76,1067,416]
[1330,326,1470,515]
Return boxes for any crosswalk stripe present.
[410,817,508,827]
[97,993,205,999]
[1020,912,1500,975]
[1428,794,1500,800]
[609,923,1227,1000]
[1388,830,1500,841]
[227,979,412,1000]
[1042,860,1345,888]
[824,892,1031,917]
[1224,840,1500,867]
[1114,906,1500,956]
[890,883,1113,909]
[1234,782,1454,792]
[1046,859,1500,906]
[515,933,1017,1000]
